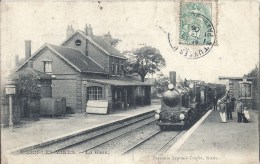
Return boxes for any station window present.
[121,64,124,75]
[43,61,52,74]
[115,63,118,75]
[117,61,120,75]
[239,83,251,97]
[111,62,115,75]
[87,86,103,100]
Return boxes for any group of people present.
[213,93,249,123]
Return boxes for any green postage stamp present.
[180,2,215,45]
[168,0,218,59]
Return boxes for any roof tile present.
[48,44,107,74]
[92,35,126,59]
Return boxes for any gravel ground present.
[87,123,160,155]
[126,130,186,156]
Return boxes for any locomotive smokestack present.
[169,71,176,87]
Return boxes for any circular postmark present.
[168,13,216,59]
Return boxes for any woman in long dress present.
[218,100,227,123]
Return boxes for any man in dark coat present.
[230,96,236,112]
[226,99,233,120]
[226,91,230,100]
[213,96,218,110]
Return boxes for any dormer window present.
[75,39,82,46]
[43,60,53,74]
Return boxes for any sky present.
[1,1,259,84]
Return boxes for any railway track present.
[121,130,185,156]
[17,111,155,154]
[79,122,160,154]
[17,106,214,155]
[61,120,158,153]
[118,106,213,156]
[79,124,186,155]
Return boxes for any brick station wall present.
[27,47,83,113]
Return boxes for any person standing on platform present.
[218,100,227,123]
[226,99,233,120]
[213,96,218,110]
[230,95,236,112]
[236,99,244,123]
[226,91,230,100]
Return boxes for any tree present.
[153,73,170,95]
[246,64,259,109]
[246,64,259,92]
[110,38,121,47]
[102,33,121,47]
[247,64,259,79]
[125,46,166,82]
[15,74,40,101]
[14,73,41,117]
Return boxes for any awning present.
[86,79,152,86]
[219,76,254,80]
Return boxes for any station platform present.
[165,108,259,164]
[1,102,160,153]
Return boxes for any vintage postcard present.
[1,0,259,164]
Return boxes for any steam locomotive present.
[155,72,225,130]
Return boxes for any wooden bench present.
[86,100,108,114]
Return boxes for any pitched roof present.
[62,30,127,59]
[92,35,126,59]
[47,44,107,74]
[16,44,107,74]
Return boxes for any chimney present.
[66,25,74,38]
[85,24,88,35]
[169,71,176,87]
[15,54,19,67]
[104,31,112,45]
[85,24,93,37]
[27,60,33,68]
[25,40,31,59]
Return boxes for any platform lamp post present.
[242,75,247,106]
[5,80,16,128]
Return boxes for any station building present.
[219,76,255,108]
[15,25,151,114]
